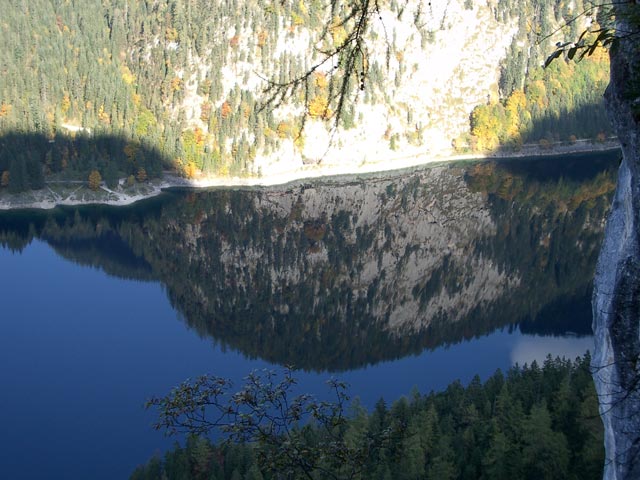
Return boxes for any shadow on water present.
[490,149,620,182]
[0,132,621,371]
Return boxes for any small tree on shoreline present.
[88,169,102,191]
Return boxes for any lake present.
[0,151,619,479]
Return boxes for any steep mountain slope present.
[0,0,610,192]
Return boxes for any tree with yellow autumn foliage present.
[136,167,147,183]
[88,170,102,191]
[308,96,331,119]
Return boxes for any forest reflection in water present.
[0,150,619,371]
[0,151,619,480]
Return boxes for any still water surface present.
[0,152,617,479]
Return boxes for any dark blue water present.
[2,152,620,479]
[0,239,592,480]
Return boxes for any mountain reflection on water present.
[0,151,619,371]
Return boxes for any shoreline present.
[0,141,620,211]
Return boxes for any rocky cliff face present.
[592,8,640,479]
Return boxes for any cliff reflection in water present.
[0,152,619,370]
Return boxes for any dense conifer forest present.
[132,355,603,480]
